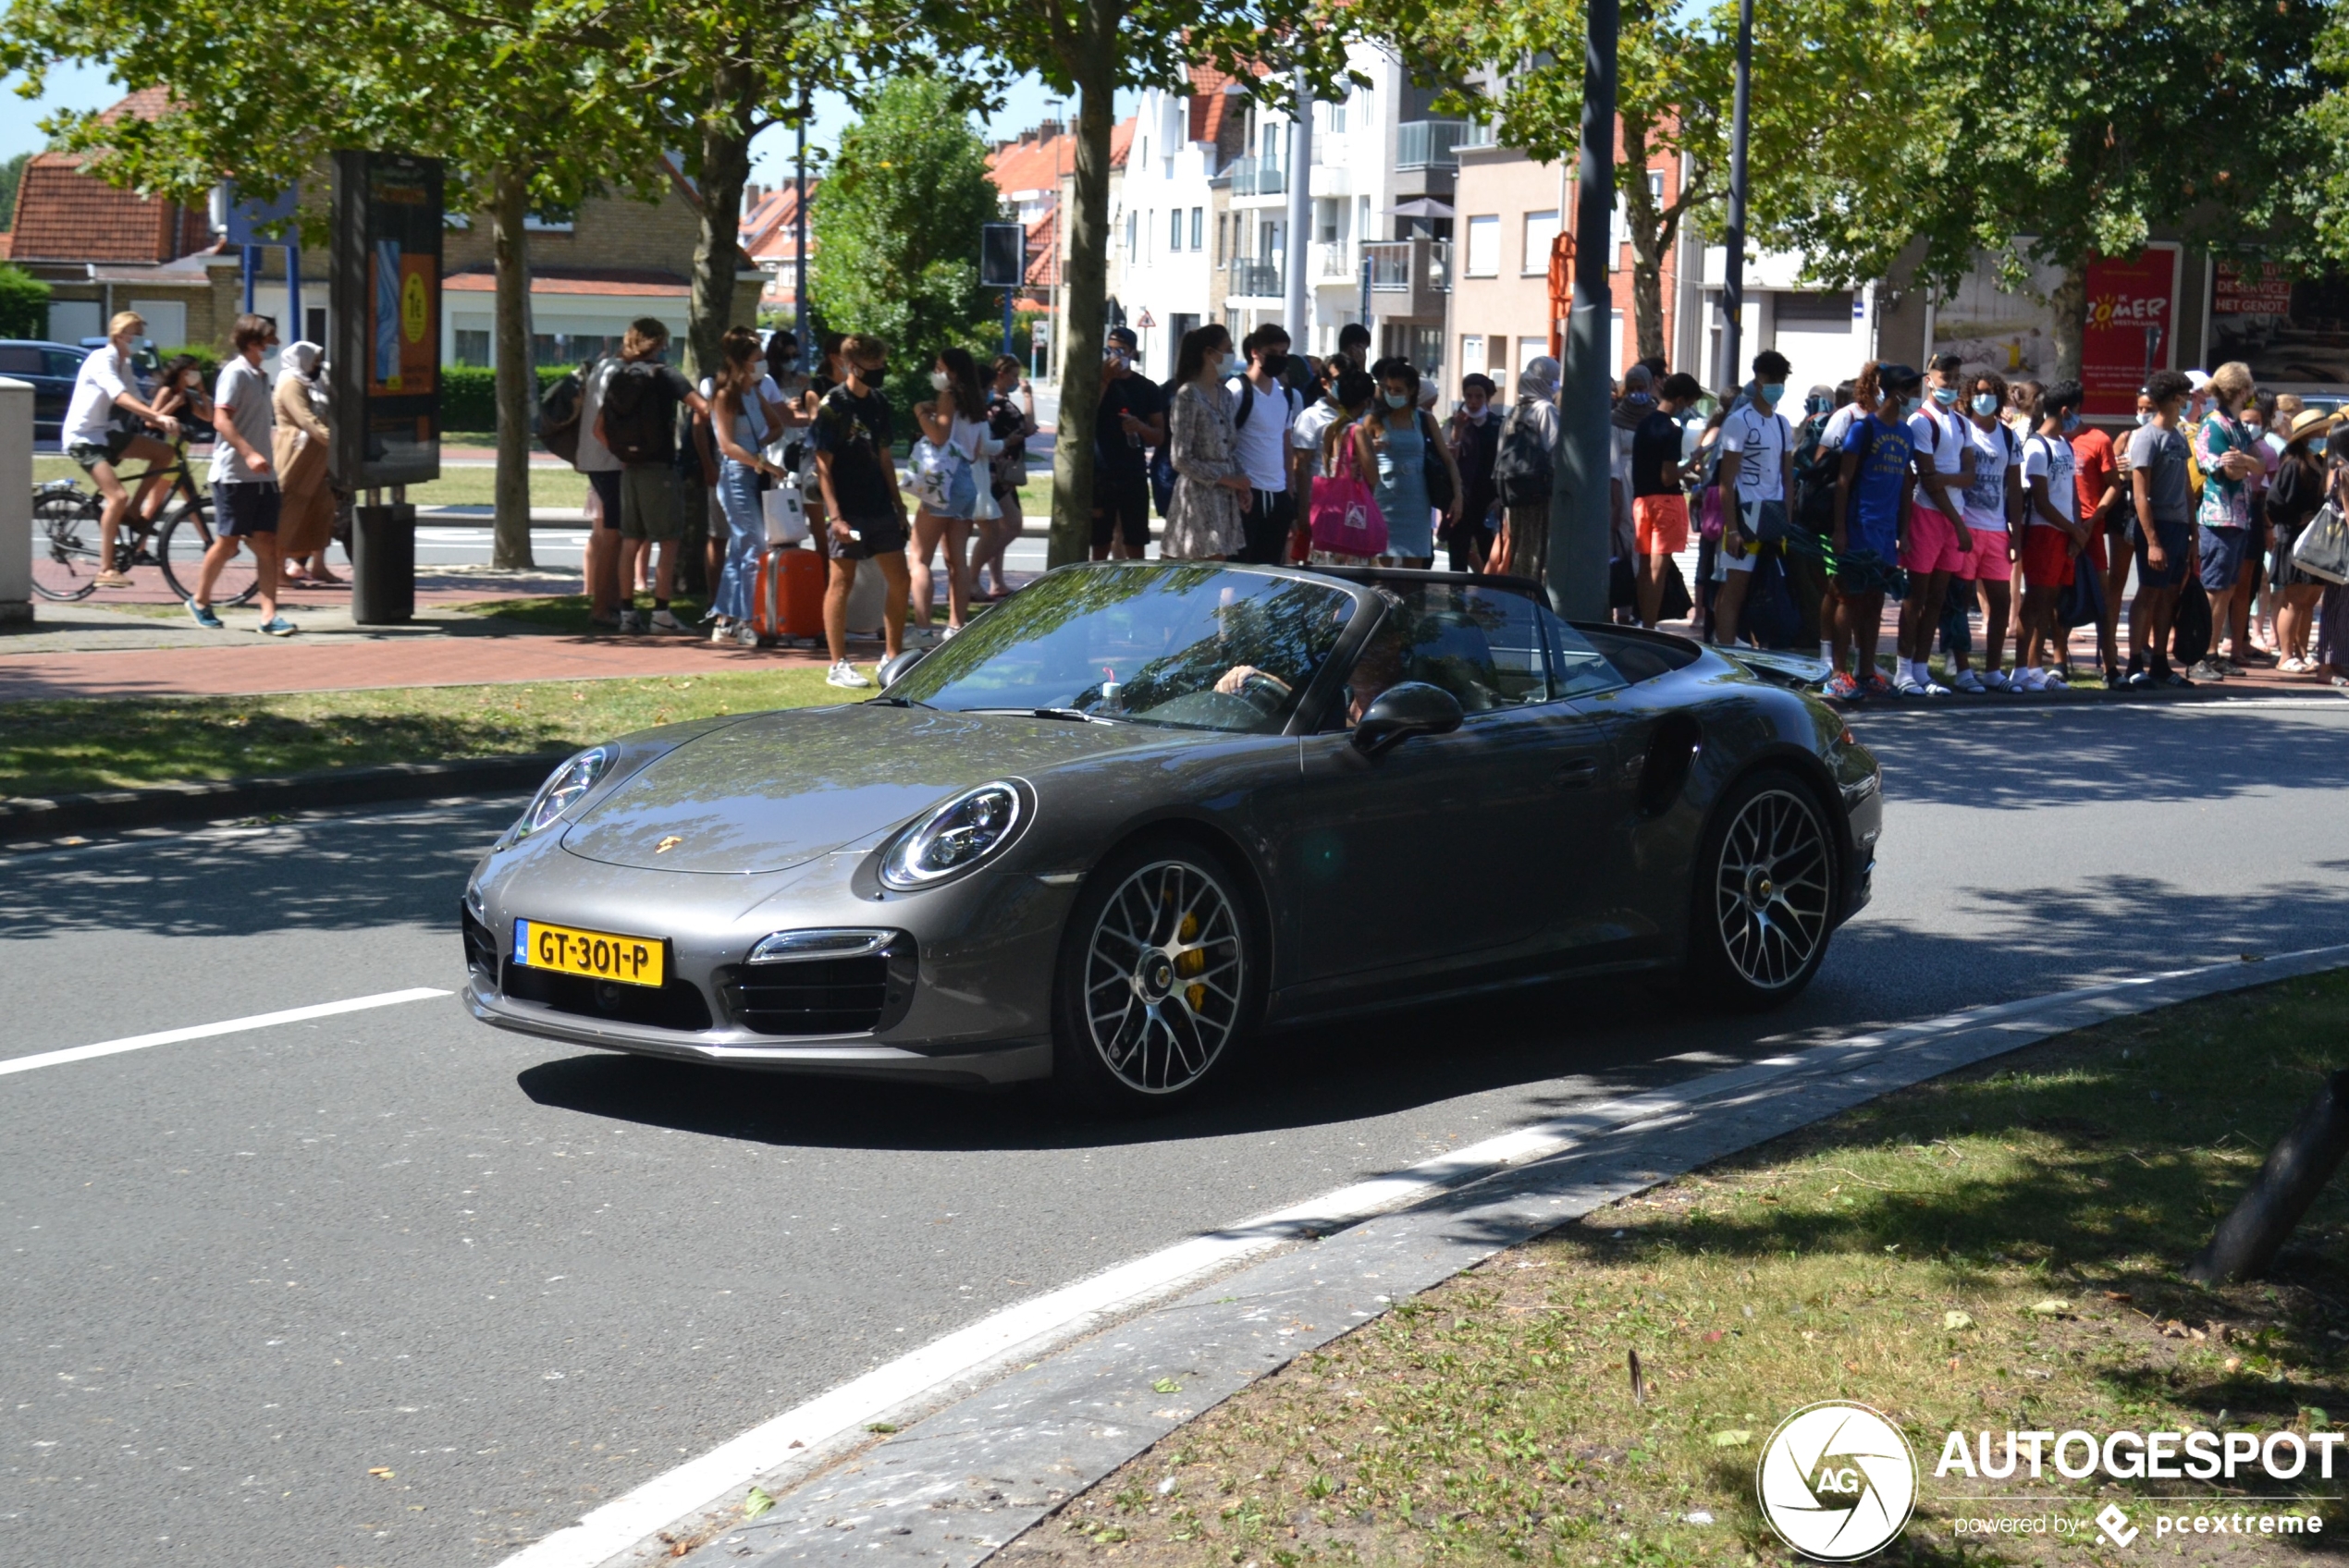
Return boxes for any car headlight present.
[879,782,1027,890]
[501,747,611,847]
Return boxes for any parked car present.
[461,562,1883,1109]
[0,340,94,445]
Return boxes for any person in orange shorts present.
[1630,372,1704,627]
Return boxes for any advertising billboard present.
[1929,245,2180,419]
[331,151,442,488]
[2207,260,2349,390]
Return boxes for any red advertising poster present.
[2080,248,2178,418]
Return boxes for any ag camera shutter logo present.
[1756,1401,1918,1560]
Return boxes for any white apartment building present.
[1108,48,1460,381]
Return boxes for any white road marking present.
[497,948,2348,1568]
[0,988,451,1078]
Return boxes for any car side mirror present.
[1351,681,1464,758]
[876,648,929,690]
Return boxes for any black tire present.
[29,491,102,601]
[1687,767,1838,1008]
[1051,836,1265,1112]
[159,496,259,606]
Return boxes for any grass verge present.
[997,974,2349,1568]
[0,668,843,799]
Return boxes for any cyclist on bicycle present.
[65,311,184,589]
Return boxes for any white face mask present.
[1220,353,1246,381]
[930,370,951,392]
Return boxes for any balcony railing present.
[1363,238,1453,295]
[1227,257,1283,298]
[1396,119,1470,171]
[1319,240,1354,278]
[1225,155,1287,197]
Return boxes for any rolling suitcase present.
[750,545,827,646]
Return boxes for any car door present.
[1273,582,1618,990]
[1543,609,1679,960]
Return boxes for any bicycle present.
[30,443,260,606]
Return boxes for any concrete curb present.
[590,945,2349,1568]
[0,751,566,842]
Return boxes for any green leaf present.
[743,1486,776,1519]
[1150,1377,1184,1394]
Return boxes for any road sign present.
[1137,308,1156,330]
[980,223,1027,288]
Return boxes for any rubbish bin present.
[0,376,31,625]
[352,501,415,625]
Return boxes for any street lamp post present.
[1285,66,1312,354]
[793,92,810,373]
[1545,0,1617,620]
[1719,0,1753,391]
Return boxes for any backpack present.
[599,361,676,465]
[1230,379,1299,432]
[1492,404,1554,509]
[537,358,594,466]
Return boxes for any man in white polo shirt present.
[1711,350,1794,646]
[1227,325,1304,564]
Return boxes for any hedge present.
[440,363,575,433]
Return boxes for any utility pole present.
[793,90,810,371]
[1545,0,1617,620]
[1719,0,1753,391]
[1285,66,1311,353]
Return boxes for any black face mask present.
[1259,352,1288,378]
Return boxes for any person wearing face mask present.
[2185,361,2264,680]
[1941,371,2023,692]
[1160,324,1251,559]
[907,347,997,637]
[1225,325,1305,565]
[1351,357,1460,569]
[811,334,914,684]
[1631,373,1703,626]
[2015,380,2090,691]
[1092,325,1165,560]
[1490,357,1563,580]
[1825,361,1924,701]
[1890,351,1974,694]
[2066,392,2122,685]
[2266,407,2332,674]
[2125,367,2198,687]
[1446,374,1503,572]
[1710,350,1796,648]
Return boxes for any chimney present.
[744,182,764,206]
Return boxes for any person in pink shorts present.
[1945,370,2024,692]
[1892,353,1974,694]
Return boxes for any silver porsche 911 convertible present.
[461,561,1881,1109]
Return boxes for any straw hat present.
[2289,407,2332,442]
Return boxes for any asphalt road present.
[6,696,2349,1568]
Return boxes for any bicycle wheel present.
[158,495,259,607]
[30,489,104,601]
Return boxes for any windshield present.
[885,563,1359,731]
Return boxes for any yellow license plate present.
[513,918,666,988]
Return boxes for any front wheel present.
[1052,839,1263,1112]
[158,495,258,607]
[1688,768,1838,1008]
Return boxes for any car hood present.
[559,704,1151,873]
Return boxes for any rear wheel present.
[1052,838,1263,1112]
[30,489,103,601]
[1689,768,1837,1008]
[159,494,258,607]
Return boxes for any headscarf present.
[1518,357,1561,400]
[280,341,324,383]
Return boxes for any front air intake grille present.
[500,960,715,1032]
[461,904,499,978]
[719,934,917,1037]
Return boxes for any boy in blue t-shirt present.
[1824,361,1924,700]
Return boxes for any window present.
[1460,335,1485,374]
[1190,207,1203,251]
[454,330,491,366]
[1464,214,1500,277]
[1522,210,1560,274]
[1343,583,1563,719]
[1125,210,1138,255]
[1216,213,1228,263]
[1170,208,1184,251]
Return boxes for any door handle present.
[1553,758,1599,789]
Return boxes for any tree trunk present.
[2186,1070,2349,1285]
[687,56,758,382]
[489,160,537,570]
[1047,11,1116,570]
[1620,115,1667,364]
[2048,263,2086,386]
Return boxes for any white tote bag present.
[762,475,809,545]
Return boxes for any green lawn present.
[1,667,846,800]
[1000,974,2349,1568]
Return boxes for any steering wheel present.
[1231,670,1287,716]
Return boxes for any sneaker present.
[1865,671,1898,698]
[710,619,734,644]
[731,621,760,649]
[254,615,298,637]
[588,612,622,633]
[1824,671,1862,701]
[2187,658,2226,682]
[1951,669,1987,694]
[619,609,645,634]
[649,609,686,634]
[186,600,225,629]
[93,570,133,589]
[826,660,874,690]
[2213,655,2247,677]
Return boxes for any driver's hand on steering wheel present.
[1213,664,1291,698]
